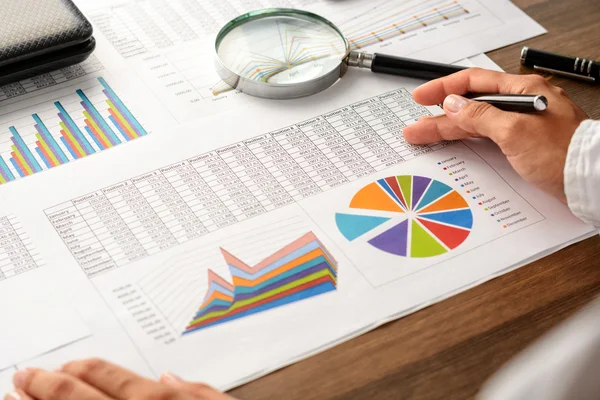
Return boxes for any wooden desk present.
[231,1,600,398]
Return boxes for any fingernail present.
[12,370,28,389]
[161,372,183,383]
[444,95,469,113]
[5,391,21,400]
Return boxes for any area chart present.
[183,232,338,333]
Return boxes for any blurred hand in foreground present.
[5,358,234,400]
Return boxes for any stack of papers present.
[1,0,593,393]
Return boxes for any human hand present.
[403,68,588,202]
[4,358,235,400]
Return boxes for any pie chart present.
[335,175,473,258]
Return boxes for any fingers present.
[412,68,551,106]
[11,368,110,400]
[160,373,234,400]
[4,389,34,400]
[405,95,523,147]
[442,95,522,144]
[403,114,477,144]
[61,358,168,400]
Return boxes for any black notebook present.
[0,0,95,85]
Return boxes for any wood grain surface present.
[230,1,600,398]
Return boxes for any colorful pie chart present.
[335,175,473,258]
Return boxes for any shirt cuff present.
[564,119,600,227]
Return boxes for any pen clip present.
[533,66,596,82]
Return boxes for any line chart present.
[342,1,469,49]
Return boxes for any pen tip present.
[520,47,529,64]
[534,95,547,111]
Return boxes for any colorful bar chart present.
[0,77,147,182]
[183,232,338,334]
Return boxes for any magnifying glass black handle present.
[348,51,466,80]
[347,51,546,113]
[371,53,467,80]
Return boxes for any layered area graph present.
[183,232,338,334]
[336,175,472,258]
[0,78,147,184]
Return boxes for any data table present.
[46,88,451,277]
[0,215,43,280]
[0,56,103,102]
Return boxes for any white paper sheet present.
[0,367,16,395]
[0,304,91,370]
[72,0,545,122]
[0,0,542,187]
[1,0,589,393]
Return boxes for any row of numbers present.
[46,88,451,277]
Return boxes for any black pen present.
[438,94,548,113]
[354,54,548,113]
[468,94,548,112]
[521,47,600,83]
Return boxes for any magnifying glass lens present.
[217,13,347,85]
[216,9,469,100]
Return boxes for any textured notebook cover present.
[0,0,93,67]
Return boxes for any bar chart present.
[0,78,148,184]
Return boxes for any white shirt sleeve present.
[564,119,600,228]
[477,295,600,400]
[477,120,600,400]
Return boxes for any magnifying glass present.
[214,8,466,99]
[214,8,547,112]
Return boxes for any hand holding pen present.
[402,68,587,201]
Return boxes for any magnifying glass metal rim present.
[214,8,351,100]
